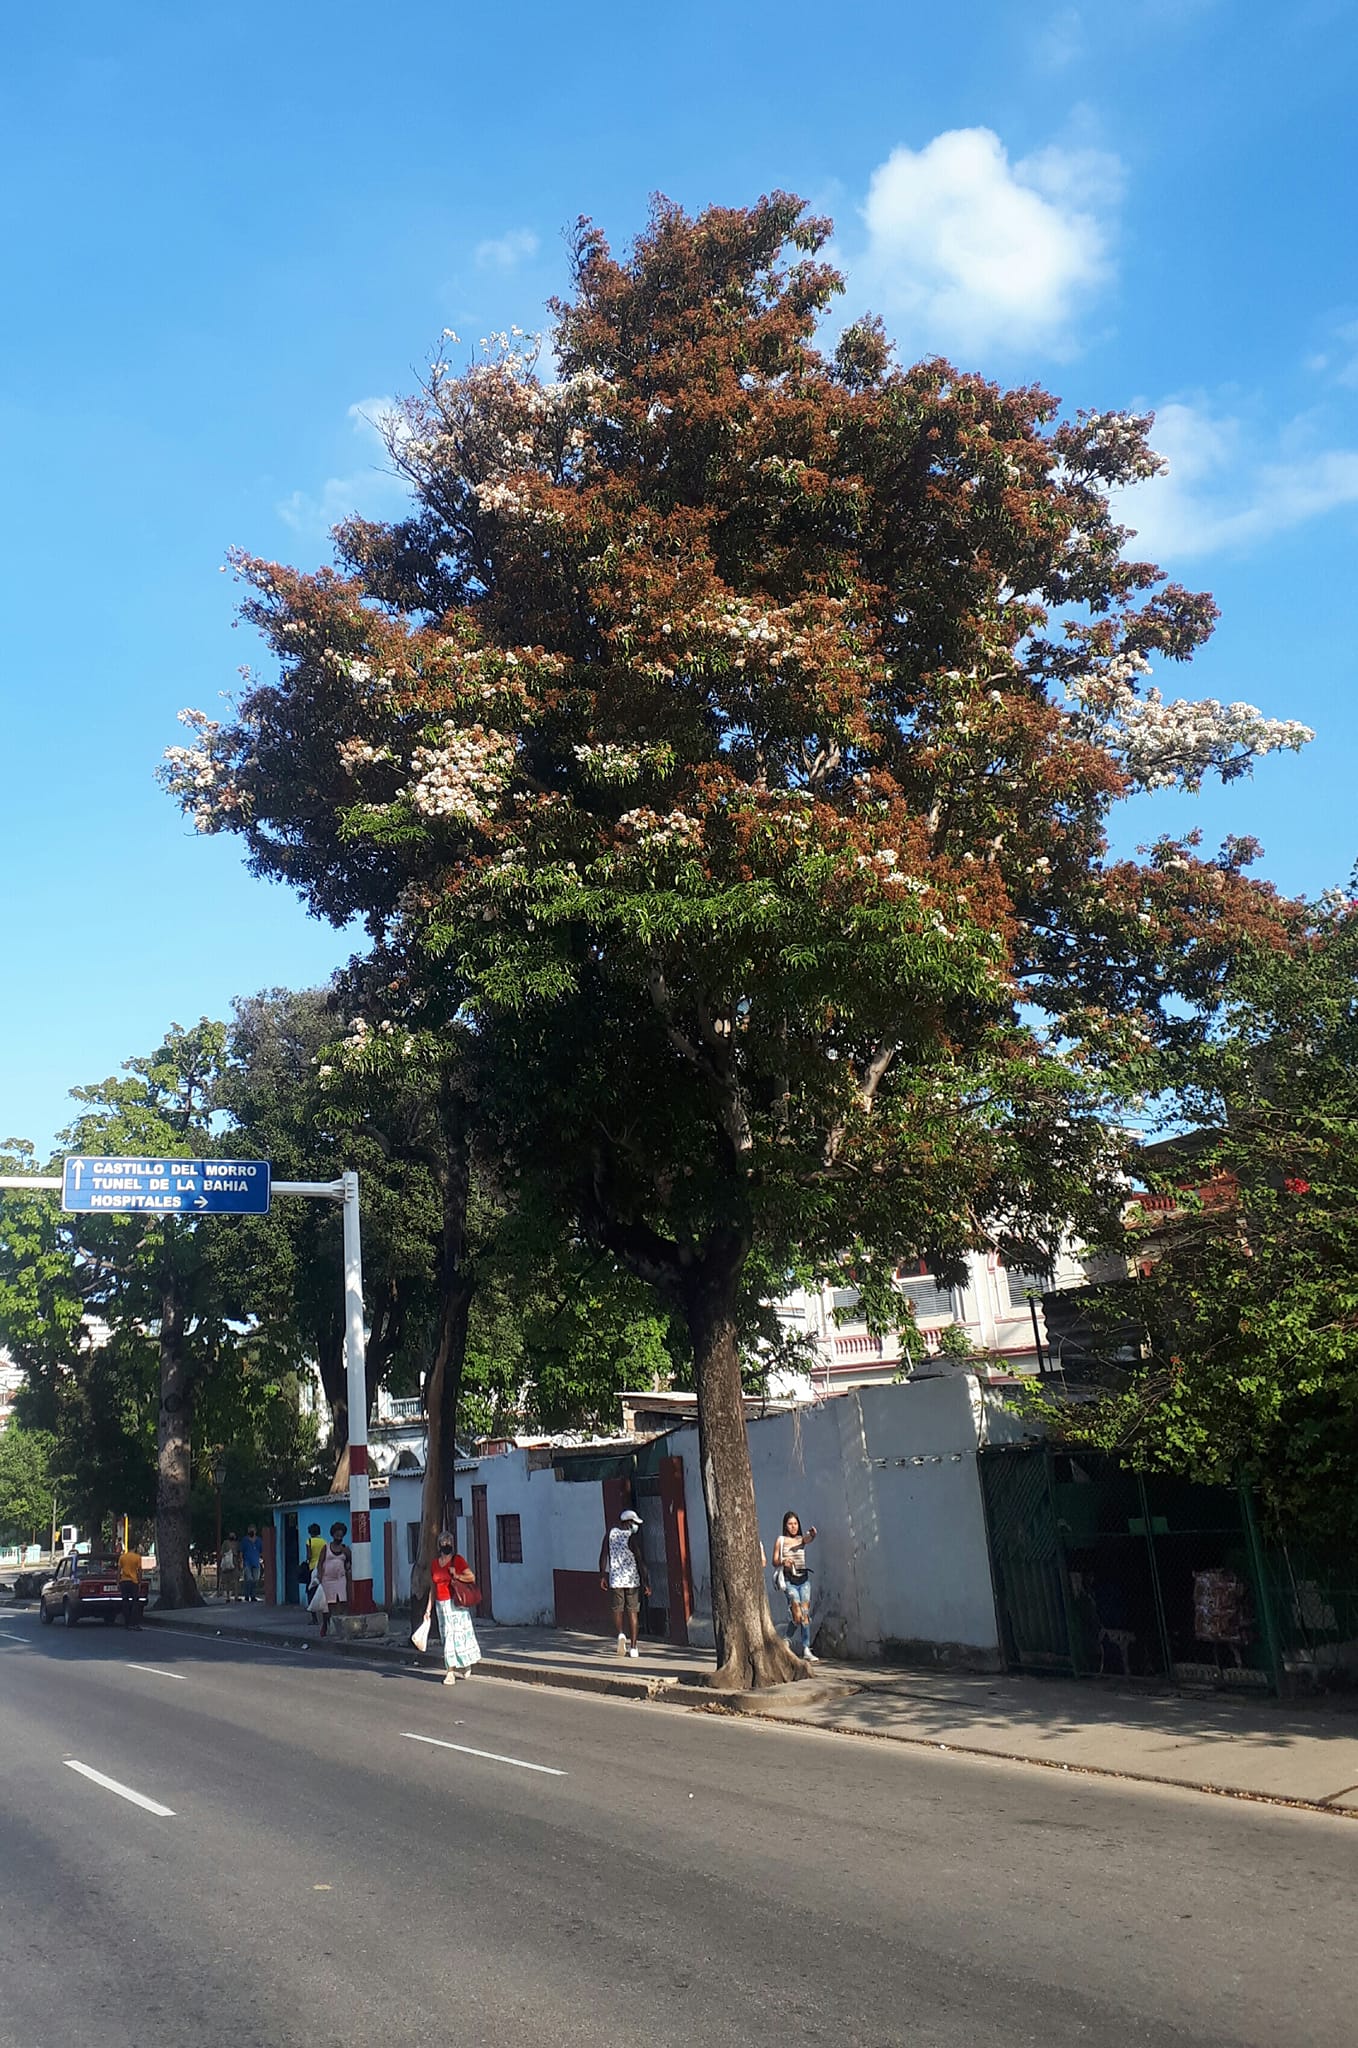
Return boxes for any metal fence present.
[979,1446,1282,1692]
[1252,1539,1358,1688]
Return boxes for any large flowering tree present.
[163,196,1308,1684]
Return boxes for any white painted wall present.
[383,1455,614,1625]
[377,1374,1035,1665]
[671,1373,1029,1663]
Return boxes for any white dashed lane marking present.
[402,1731,566,1777]
[64,1760,176,1816]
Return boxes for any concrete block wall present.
[672,1374,1023,1664]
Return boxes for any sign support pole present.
[272,1174,376,1620]
[341,1169,374,1615]
[1,1165,381,1625]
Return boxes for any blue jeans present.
[784,1579,811,1653]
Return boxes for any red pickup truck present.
[38,1552,144,1627]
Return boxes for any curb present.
[698,1698,1358,1819]
[138,1613,1350,1816]
[138,1610,735,1704]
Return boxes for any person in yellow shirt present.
[118,1541,144,1631]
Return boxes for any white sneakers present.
[616,1632,628,1655]
[627,1646,640,1659]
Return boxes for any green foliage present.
[459,1215,682,1437]
[160,197,1306,1337]
[157,194,1311,1677]
[1045,898,1358,1545]
[0,1422,63,1544]
[0,1024,248,1551]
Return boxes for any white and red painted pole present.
[341,1169,375,1614]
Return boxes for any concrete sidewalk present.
[142,1599,1358,1813]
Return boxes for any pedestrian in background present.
[303,1522,325,1616]
[118,1534,144,1630]
[218,1531,240,1602]
[773,1510,818,1661]
[427,1533,482,1683]
[313,1522,351,1637]
[240,1524,263,1602]
[599,1507,649,1659]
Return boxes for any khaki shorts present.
[610,1585,642,1616]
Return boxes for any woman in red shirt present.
[428,1533,482,1684]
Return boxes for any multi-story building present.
[0,1354,25,1435]
[771,1247,1088,1394]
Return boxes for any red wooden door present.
[471,1485,493,1620]
[658,1455,693,1645]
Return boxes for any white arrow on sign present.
[70,1161,84,1191]
[194,1197,209,1210]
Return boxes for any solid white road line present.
[126,1664,185,1680]
[64,1760,175,1816]
[401,1731,566,1777]
[0,1630,31,1643]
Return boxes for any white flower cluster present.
[409,722,515,823]
[1076,665,1314,791]
[160,709,237,832]
[340,657,396,695]
[336,737,391,775]
[687,595,861,676]
[617,806,702,849]
[572,742,644,784]
[1078,410,1167,483]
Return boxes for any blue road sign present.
[61,1157,271,1216]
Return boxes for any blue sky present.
[2,1,1355,1152]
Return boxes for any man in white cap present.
[599,1506,650,1658]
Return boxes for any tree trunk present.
[154,1265,202,1608]
[316,1316,347,1455]
[411,1083,474,1623]
[412,1277,473,1621]
[684,1251,805,1690]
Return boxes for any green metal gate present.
[979,1446,1281,1692]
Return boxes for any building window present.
[897,1264,956,1321]
[406,1521,422,1565]
[496,1513,523,1565]
[1002,1267,1049,1313]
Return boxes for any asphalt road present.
[1,1607,1354,2048]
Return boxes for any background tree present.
[0,1422,64,1546]
[1042,893,1358,1547]
[0,1024,246,1604]
[459,1198,683,1437]
[223,982,442,1458]
[163,195,1308,1684]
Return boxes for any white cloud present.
[277,396,410,539]
[1113,400,1358,560]
[1035,6,1085,69]
[857,126,1121,356]
[475,228,539,271]
[1305,317,1358,389]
